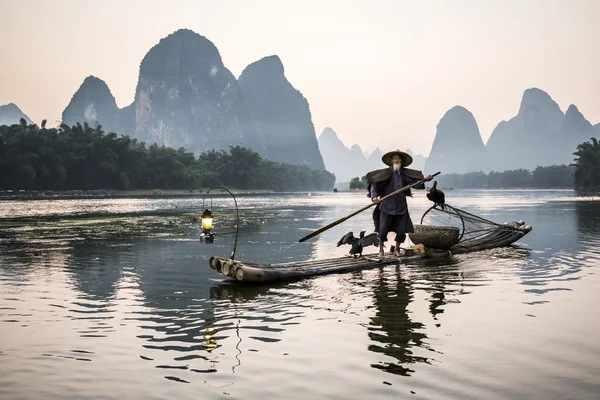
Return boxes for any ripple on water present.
[1,193,600,399]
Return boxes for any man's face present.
[392,155,402,165]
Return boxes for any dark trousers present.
[378,210,414,244]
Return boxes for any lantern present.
[200,208,215,243]
[201,209,214,231]
[200,190,215,244]
[200,187,239,261]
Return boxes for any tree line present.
[347,136,600,190]
[0,119,335,191]
[432,165,575,189]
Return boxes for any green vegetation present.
[349,175,368,189]
[435,165,575,189]
[348,165,576,190]
[430,137,600,190]
[573,137,600,190]
[1,215,195,243]
[0,121,335,192]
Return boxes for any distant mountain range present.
[424,88,600,174]
[0,103,33,126]
[2,29,599,181]
[317,127,426,183]
[61,29,324,169]
[486,89,599,171]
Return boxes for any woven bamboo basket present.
[409,225,460,250]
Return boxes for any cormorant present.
[349,232,381,257]
[337,231,381,257]
[427,180,446,210]
[337,231,362,247]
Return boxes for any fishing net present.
[412,203,532,252]
[419,204,504,244]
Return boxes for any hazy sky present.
[1,0,599,156]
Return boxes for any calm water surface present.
[1,190,599,399]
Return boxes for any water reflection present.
[574,200,600,269]
[193,199,335,265]
[209,281,290,303]
[409,258,462,321]
[367,265,432,376]
[575,200,600,239]
[515,200,585,295]
[208,281,306,373]
[2,193,600,399]
[0,197,332,386]
[0,195,529,383]
[116,202,329,381]
[66,241,132,301]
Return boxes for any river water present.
[1,190,599,399]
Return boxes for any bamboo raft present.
[209,221,533,283]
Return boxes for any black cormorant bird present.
[337,231,381,257]
[337,231,362,247]
[349,232,381,257]
[427,180,446,209]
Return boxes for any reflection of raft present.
[209,220,532,283]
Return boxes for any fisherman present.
[366,150,433,257]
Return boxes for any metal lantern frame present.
[201,187,240,261]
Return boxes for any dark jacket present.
[366,167,425,198]
[366,167,425,232]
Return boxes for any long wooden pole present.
[298,171,440,243]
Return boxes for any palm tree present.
[573,137,600,189]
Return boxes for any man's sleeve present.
[370,185,378,198]
[411,178,426,190]
[403,168,426,189]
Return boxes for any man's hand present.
[371,197,380,204]
[425,175,433,182]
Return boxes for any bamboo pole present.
[298,171,440,243]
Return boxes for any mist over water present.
[1,190,599,399]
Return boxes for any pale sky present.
[1,0,599,156]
